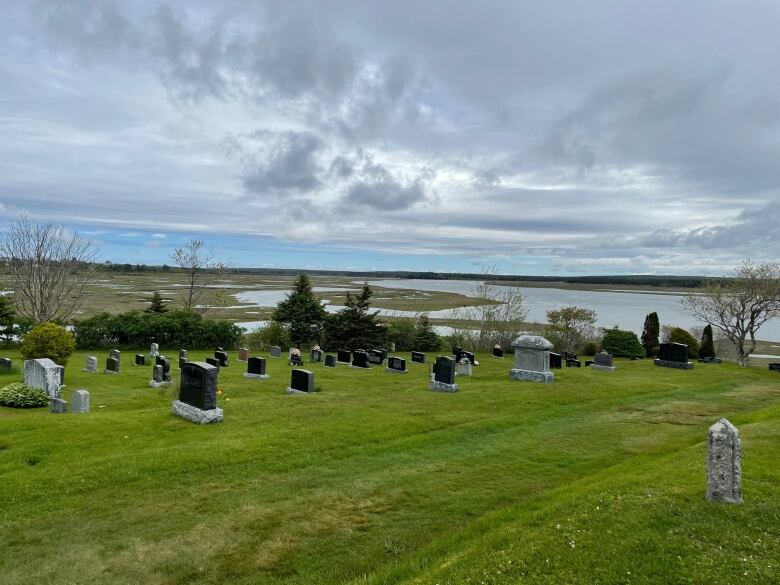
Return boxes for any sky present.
[1,1,779,275]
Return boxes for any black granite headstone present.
[769,363,780,373]
[549,352,562,369]
[247,356,266,376]
[0,357,11,371]
[411,351,426,364]
[179,362,218,410]
[106,356,119,373]
[337,350,351,363]
[433,356,455,384]
[214,350,229,368]
[566,359,581,368]
[206,357,220,369]
[352,351,370,368]
[135,354,145,366]
[451,346,462,357]
[368,350,384,365]
[492,347,503,358]
[289,354,304,366]
[456,351,475,365]
[658,342,688,363]
[310,349,323,363]
[325,355,336,368]
[563,351,577,362]
[179,357,187,369]
[158,356,172,381]
[388,357,406,372]
[290,369,314,393]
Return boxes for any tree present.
[641,312,660,357]
[543,306,598,354]
[602,328,645,359]
[170,239,225,313]
[0,217,97,323]
[668,327,699,359]
[323,283,386,350]
[20,322,76,366]
[413,313,442,351]
[146,291,168,313]
[682,260,780,366]
[272,274,327,348]
[699,324,716,359]
[0,295,14,345]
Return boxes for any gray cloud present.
[240,131,324,195]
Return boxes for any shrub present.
[641,312,660,357]
[244,321,291,352]
[413,314,442,352]
[0,382,49,408]
[20,322,76,366]
[669,327,699,359]
[601,328,645,359]
[699,324,716,359]
[386,318,417,351]
[581,340,600,356]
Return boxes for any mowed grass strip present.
[1,352,778,584]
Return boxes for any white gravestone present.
[24,358,64,398]
[707,418,742,504]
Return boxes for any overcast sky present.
[1,1,778,275]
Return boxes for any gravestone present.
[24,358,64,398]
[179,357,187,369]
[173,361,222,424]
[325,355,336,368]
[351,350,370,369]
[289,349,304,366]
[707,418,742,504]
[585,360,594,367]
[149,343,160,358]
[510,334,555,383]
[566,359,581,368]
[50,397,68,414]
[179,349,188,360]
[214,350,229,368]
[430,356,458,392]
[149,358,171,388]
[105,353,120,374]
[0,357,11,371]
[156,355,172,380]
[769,363,780,373]
[456,351,476,365]
[135,354,146,366]
[310,349,323,363]
[698,357,722,364]
[238,347,249,362]
[411,351,426,364]
[83,356,98,373]
[244,357,270,380]
[109,349,121,362]
[287,369,314,394]
[589,351,615,371]
[492,346,504,358]
[270,346,282,358]
[368,350,384,365]
[206,357,220,369]
[451,346,462,357]
[455,358,472,377]
[71,389,90,413]
[337,350,351,363]
[549,352,562,369]
[654,342,693,370]
[386,356,407,374]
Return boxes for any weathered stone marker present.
[0,357,12,371]
[149,343,160,357]
[83,356,98,373]
[589,351,615,371]
[707,418,742,504]
[238,347,249,362]
[71,390,90,413]
[509,334,555,383]
[50,397,68,414]
[270,346,282,358]
[24,358,64,398]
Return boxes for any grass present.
[1,350,779,584]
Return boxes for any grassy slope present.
[0,352,778,584]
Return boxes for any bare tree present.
[682,260,780,366]
[0,217,97,323]
[170,239,225,313]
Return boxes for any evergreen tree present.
[0,295,15,344]
[699,324,716,359]
[641,311,660,357]
[413,314,441,351]
[146,291,168,313]
[323,283,386,350]
[272,274,327,348]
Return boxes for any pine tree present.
[413,314,441,351]
[641,312,660,357]
[272,274,327,348]
[147,291,168,313]
[0,295,15,344]
[699,324,716,359]
[324,283,386,350]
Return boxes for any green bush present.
[699,324,716,359]
[601,328,645,359]
[669,327,699,359]
[581,341,600,356]
[20,323,76,366]
[0,383,49,408]
[244,321,291,352]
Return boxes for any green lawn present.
[1,351,778,584]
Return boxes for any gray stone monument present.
[149,364,171,388]
[509,334,555,383]
[238,347,249,362]
[455,358,472,377]
[707,418,742,504]
[24,358,64,398]
[270,346,282,358]
[50,397,68,414]
[589,351,616,372]
[149,343,160,358]
[83,356,98,373]
[71,389,90,413]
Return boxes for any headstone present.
[368,350,384,365]
[109,349,121,362]
[83,356,98,373]
[492,346,504,358]
[287,369,314,394]
[0,357,11,371]
[244,357,270,379]
[324,355,336,368]
[566,359,581,368]
[654,342,693,370]
[135,354,146,366]
[707,418,742,504]
[214,350,229,368]
[49,397,68,414]
[386,356,407,374]
[351,350,370,369]
[589,351,615,371]
[238,347,249,362]
[270,346,282,358]
[411,351,426,364]
[179,357,187,369]
[71,389,90,413]
[769,363,780,373]
[153,365,163,383]
[455,359,472,377]
[173,361,222,424]
[456,351,476,365]
[698,357,722,364]
[157,356,172,380]
[206,357,220,369]
[510,334,555,383]
[451,346,462,357]
[549,352,562,369]
[149,359,172,387]
[104,356,120,375]
[337,350,351,363]
[24,358,65,398]
[430,356,458,392]
[563,351,577,362]
[310,349,323,363]
[289,349,304,366]
[585,360,594,367]
[149,343,160,358]
[179,349,188,360]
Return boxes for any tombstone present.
[351,350,370,369]
[214,350,229,368]
[456,351,476,365]
[455,358,472,377]
[149,343,160,358]
[430,356,458,392]
[24,358,65,398]
[289,349,304,366]
[179,349,188,360]
[153,365,164,383]
[492,346,504,358]
[386,356,407,374]
[654,342,693,370]
[71,389,90,413]
[310,349,323,363]
[566,359,581,368]
[149,357,172,387]
[324,355,336,368]
[451,346,462,357]
[698,357,723,364]
[510,334,555,383]
[374,348,389,361]
[173,361,222,424]
[769,363,780,373]
[49,397,68,414]
[585,360,594,367]
[135,354,146,366]
[109,349,121,362]
[244,357,269,380]
[0,357,12,371]
[368,350,384,365]
[707,418,742,504]
[589,351,615,371]
[105,357,120,374]
[337,350,351,363]
[287,369,314,394]
[82,356,98,373]
[205,357,220,369]
[179,357,187,369]
[238,347,249,362]
[270,346,282,358]
[411,351,426,364]
[159,356,172,380]
[549,352,562,369]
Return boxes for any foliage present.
[243,321,291,352]
[73,310,243,349]
[581,340,600,356]
[146,291,168,314]
[385,317,418,351]
[0,382,50,408]
[413,314,442,351]
[601,327,645,359]
[668,327,700,359]
[323,284,387,350]
[0,295,15,344]
[641,312,660,357]
[170,239,225,313]
[272,274,327,348]
[683,259,780,366]
[20,322,76,366]
[543,306,598,354]
[699,324,716,359]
